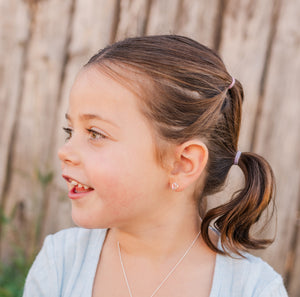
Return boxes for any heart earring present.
[171,182,179,191]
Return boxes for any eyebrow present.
[65,113,119,128]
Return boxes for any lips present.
[62,175,94,196]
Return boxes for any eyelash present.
[62,127,106,142]
[63,127,72,141]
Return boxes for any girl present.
[23,35,288,297]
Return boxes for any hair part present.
[84,35,275,256]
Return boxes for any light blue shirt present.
[23,228,288,297]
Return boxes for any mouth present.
[62,175,94,194]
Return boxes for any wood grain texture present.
[219,0,279,150]
[253,0,300,281]
[0,0,30,203]
[146,0,182,34]
[172,0,219,47]
[115,0,151,40]
[1,0,74,259]
[288,207,300,296]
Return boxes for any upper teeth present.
[70,180,89,189]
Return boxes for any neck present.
[107,208,201,261]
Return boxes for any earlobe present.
[169,140,208,191]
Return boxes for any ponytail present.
[201,152,275,256]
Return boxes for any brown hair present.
[85,35,275,256]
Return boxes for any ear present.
[169,140,208,191]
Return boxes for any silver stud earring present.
[171,182,179,191]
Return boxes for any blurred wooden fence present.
[0,0,299,295]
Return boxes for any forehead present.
[68,66,156,132]
[72,65,150,103]
[70,66,140,109]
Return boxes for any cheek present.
[85,148,147,206]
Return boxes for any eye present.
[87,128,106,141]
[62,127,73,141]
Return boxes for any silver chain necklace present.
[117,231,201,297]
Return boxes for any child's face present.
[58,66,172,229]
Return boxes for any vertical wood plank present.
[252,0,300,282]
[288,212,300,296]
[0,0,30,202]
[117,0,219,47]
[146,0,181,34]
[1,0,73,259]
[115,0,150,40]
[219,0,279,150]
[172,0,219,47]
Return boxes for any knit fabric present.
[23,228,288,297]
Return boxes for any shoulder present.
[42,227,107,278]
[41,227,106,271]
[211,251,288,297]
[23,228,107,297]
[45,227,107,251]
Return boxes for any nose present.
[58,141,81,166]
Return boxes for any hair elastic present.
[228,77,235,89]
[234,151,242,165]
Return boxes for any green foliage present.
[0,207,10,225]
[0,206,32,297]
[0,169,54,297]
[0,247,34,297]
[37,170,53,187]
